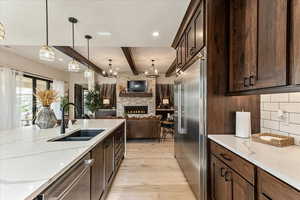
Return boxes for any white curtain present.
[0,68,23,131]
[51,80,65,119]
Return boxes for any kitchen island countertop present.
[0,119,125,200]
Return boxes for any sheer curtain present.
[51,80,65,119]
[0,68,23,130]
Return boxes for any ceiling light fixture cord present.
[45,0,49,46]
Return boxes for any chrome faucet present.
[61,103,78,134]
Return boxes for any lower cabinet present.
[258,168,300,200]
[210,155,254,200]
[104,135,114,184]
[91,142,105,200]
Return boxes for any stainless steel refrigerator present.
[174,48,207,200]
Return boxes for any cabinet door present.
[210,155,231,200]
[195,2,204,52]
[91,142,105,200]
[290,0,300,85]
[229,0,257,92]
[256,0,287,89]
[104,136,114,184]
[186,22,196,61]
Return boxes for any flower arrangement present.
[35,89,59,107]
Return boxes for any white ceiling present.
[0,0,190,47]
[0,0,187,74]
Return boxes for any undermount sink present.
[49,129,105,142]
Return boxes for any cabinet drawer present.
[210,141,255,185]
[258,169,300,200]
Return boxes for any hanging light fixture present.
[145,59,159,78]
[84,35,93,79]
[105,59,117,78]
[0,22,5,40]
[68,17,80,72]
[39,0,55,61]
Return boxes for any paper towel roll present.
[236,112,251,138]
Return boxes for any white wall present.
[157,76,175,84]
[0,49,69,81]
[261,93,300,146]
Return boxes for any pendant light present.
[145,59,159,78]
[0,22,5,40]
[39,0,55,61]
[84,35,93,79]
[68,17,80,72]
[105,59,117,78]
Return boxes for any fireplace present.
[124,106,148,115]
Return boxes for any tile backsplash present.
[261,93,300,145]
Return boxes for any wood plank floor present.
[106,139,197,200]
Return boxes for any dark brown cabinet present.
[258,168,300,200]
[290,0,300,85]
[186,22,195,61]
[194,2,205,53]
[104,135,114,184]
[210,155,254,200]
[229,0,288,92]
[176,36,186,70]
[91,142,105,200]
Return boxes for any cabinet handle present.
[250,74,256,86]
[190,47,196,56]
[244,77,250,87]
[220,153,232,161]
[225,171,232,182]
[220,167,226,177]
[262,193,273,200]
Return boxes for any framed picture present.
[103,98,110,105]
[162,98,169,105]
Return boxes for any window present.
[18,75,52,126]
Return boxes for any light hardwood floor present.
[106,139,197,200]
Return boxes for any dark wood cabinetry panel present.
[91,142,105,200]
[290,0,300,85]
[195,2,205,53]
[186,22,195,61]
[258,168,300,200]
[104,135,114,184]
[229,0,257,92]
[256,0,287,89]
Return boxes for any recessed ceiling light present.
[97,32,112,36]
[58,58,63,62]
[152,31,159,37]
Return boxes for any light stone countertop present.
[0,119,125,200]
[208,134,300,191]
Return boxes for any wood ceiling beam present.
[165,58,177,77]
[171,0,201,48]
[54,46,106,76]
[121,47,139,75]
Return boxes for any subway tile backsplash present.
[261,93,300,145]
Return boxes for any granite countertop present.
[208,134,300,191]
[0,119,125,200]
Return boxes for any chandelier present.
[84,35,93,79]
[68,17,80,72]
[39,0,55,61]
[145,59,159,78]
[103,59,117,78]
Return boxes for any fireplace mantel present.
[119,92,153,97]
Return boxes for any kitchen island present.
[0,119,125,200]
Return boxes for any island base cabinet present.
[210,155,254,200]
[258,168,300,200]
[91,142,105,200]
[104,135,114,184]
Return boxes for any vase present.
[35,106,57,129]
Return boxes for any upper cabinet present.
[176,2,205,71]
[291,0,300,85]
[229,0,288,93]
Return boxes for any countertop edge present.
[208,135,300,191]
[24,120,125,200]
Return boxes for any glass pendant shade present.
[145,60,159,78]
[39,45,55,61]
[68,60,80,72]
[84,69,93,79]
[0,22,5,40]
